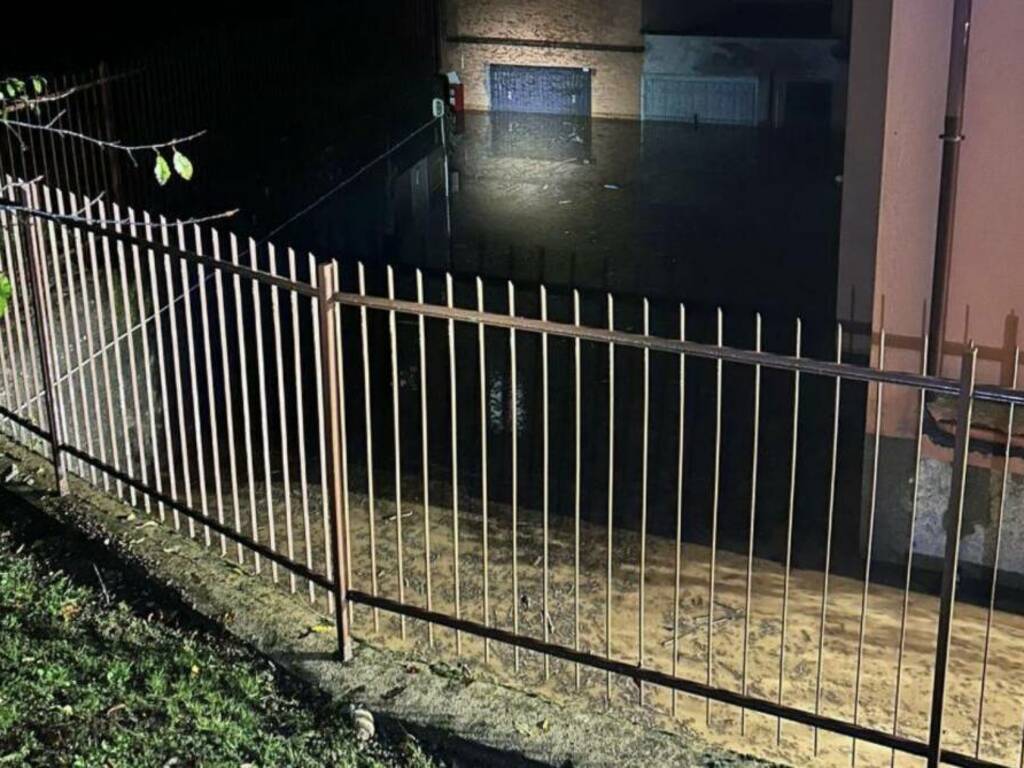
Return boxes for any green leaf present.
[172,148,193,181]
[154,153,171,186]
[31,76,43,95]
[4,83,14,98]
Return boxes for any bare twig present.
[0,69,138,116]
[0,120,205,165]
[0,199,236,230]
[0,176,43,196]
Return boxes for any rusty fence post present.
[926,346,977,767]
[317,261,353,661]
[20,189,69,495]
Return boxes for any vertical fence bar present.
[161,217,190,534]
[890,332,930,764]
[20,190,47,449]
[573,289,583,691]
[541,284,551,680]
[144,213,175,527]
[28,186,67,458]
[477,276,490,662]
[671,304,687,717]
[196,225,227,555]
[112,203,149,515]
[0,205,27,446]
[13,187,47,448]
[447,273,462,656]
[215,231,244,564]
[0,253,12,439]
[270,245,295,587]
[20,200,68,493]
[25,185,66,456]
[56,190,91,478]
[62,76,85,195]
[234,240,258,569]
[251,239,277,577]
[417,269,433,646]
[289,249,315,597]
[974,347,1020,759]
[509,280,520,673]
[638,298,650,705]
[77,196,108,491]
[41,188,79,476]
[707,308,723,726]
[179,220,209,544]
[358,262,380,631]
[606,293,615,704]
[852,330,887,765]
[99,201,135,505]
[387,265,406,638]
[85,200,122,495]
[52,77,76,196]
[927,347,977,768]
[316,262,353,661]
[310,255,329,595]
[740,312,762,734]
[815,323,845,755]
[777,318,802,743]
[2,182,33,445]
[333,259,354,627]
[128,208,164,521]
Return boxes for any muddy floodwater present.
[211,476,1024,768]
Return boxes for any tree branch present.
[0,119,205,163]
[0,70,137,117]
[0,199,237,231]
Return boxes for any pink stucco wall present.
[941,0,1024,387]
[839,0,1023,442]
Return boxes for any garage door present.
[642,75,758,125]
[489,65,592,116]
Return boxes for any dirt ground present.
[211,475,1024,768]
[0,439,781,768]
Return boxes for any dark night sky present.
[2,3,376,72]
[7,1,842,73]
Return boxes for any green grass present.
[0,528,434,768]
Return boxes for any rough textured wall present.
[450,0,642,47]
[446,0,643,118]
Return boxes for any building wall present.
[445,0,644,118]
[841,0,1024,399]
[941,0,1024,386]
[839,0,1024,574]
[834,0,894,359]
[642,34,846,128]
[868,0,953,438]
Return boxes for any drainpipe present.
[928,0,974,375]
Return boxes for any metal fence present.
[1,176,1023,768]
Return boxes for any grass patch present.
[0,525,433,768]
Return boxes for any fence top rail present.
[329,289,1024,407]
[7,186,1021,407]
[0,196,316,297]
